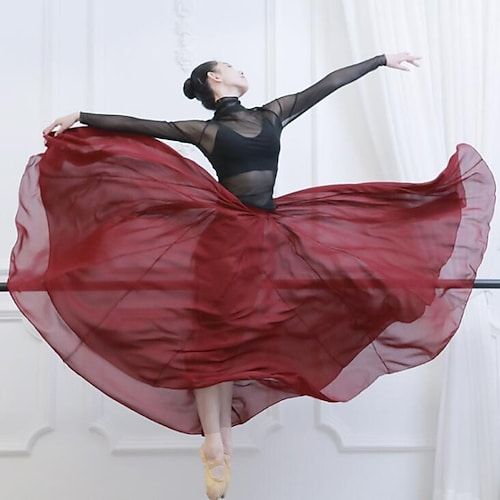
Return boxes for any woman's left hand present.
[385,52,422,71]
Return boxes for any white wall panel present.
[0,1,478,498]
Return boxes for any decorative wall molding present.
[173,0,197,74]
[0,0,59,456]
[0,317,56,455]
[86,390,283,454]
[314,288,498,452]
[314,399,435,452]
[171,0,198,157]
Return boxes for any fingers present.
[404,54,422,65]
[396,64,410,71]
[398,53,422,71]
[42,121,59,137]
[393,60,410,71]
[408,56,422,67]
[386,52,422,71]
[42,122,67,138]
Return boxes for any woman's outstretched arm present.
[261,54,386,128]
[43,111,209,146]
[79,112,209,144]
[261,52,420,128]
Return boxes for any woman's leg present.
[194,385,224,463]
[218,381,234,457]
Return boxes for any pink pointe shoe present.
[199,445,228,499]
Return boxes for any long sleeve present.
[261,54,386,128]
[79,112,209,146]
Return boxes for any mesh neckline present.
[213,96,247,119]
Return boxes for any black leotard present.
[79,54,386,210]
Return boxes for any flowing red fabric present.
[8,127,495,435]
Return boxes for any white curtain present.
[319,1,500,498]
[433,291,499,500]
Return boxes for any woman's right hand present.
[42,111,80,138]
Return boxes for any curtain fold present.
[320,0,499,497]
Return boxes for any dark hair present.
[183,60,219,110]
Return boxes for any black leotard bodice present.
[80,54,386,210]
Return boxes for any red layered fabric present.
[8,127,495,435]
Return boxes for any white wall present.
[0,1,453,498]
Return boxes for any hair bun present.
[183,77,196,100]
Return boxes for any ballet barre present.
[0,279,499,292]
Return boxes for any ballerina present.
[15,50,494,500]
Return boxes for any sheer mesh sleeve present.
[262,54,386,127]
[79,112,208,146]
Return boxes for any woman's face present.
[210,61,249,95]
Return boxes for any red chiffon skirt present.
[8,127,495,435]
